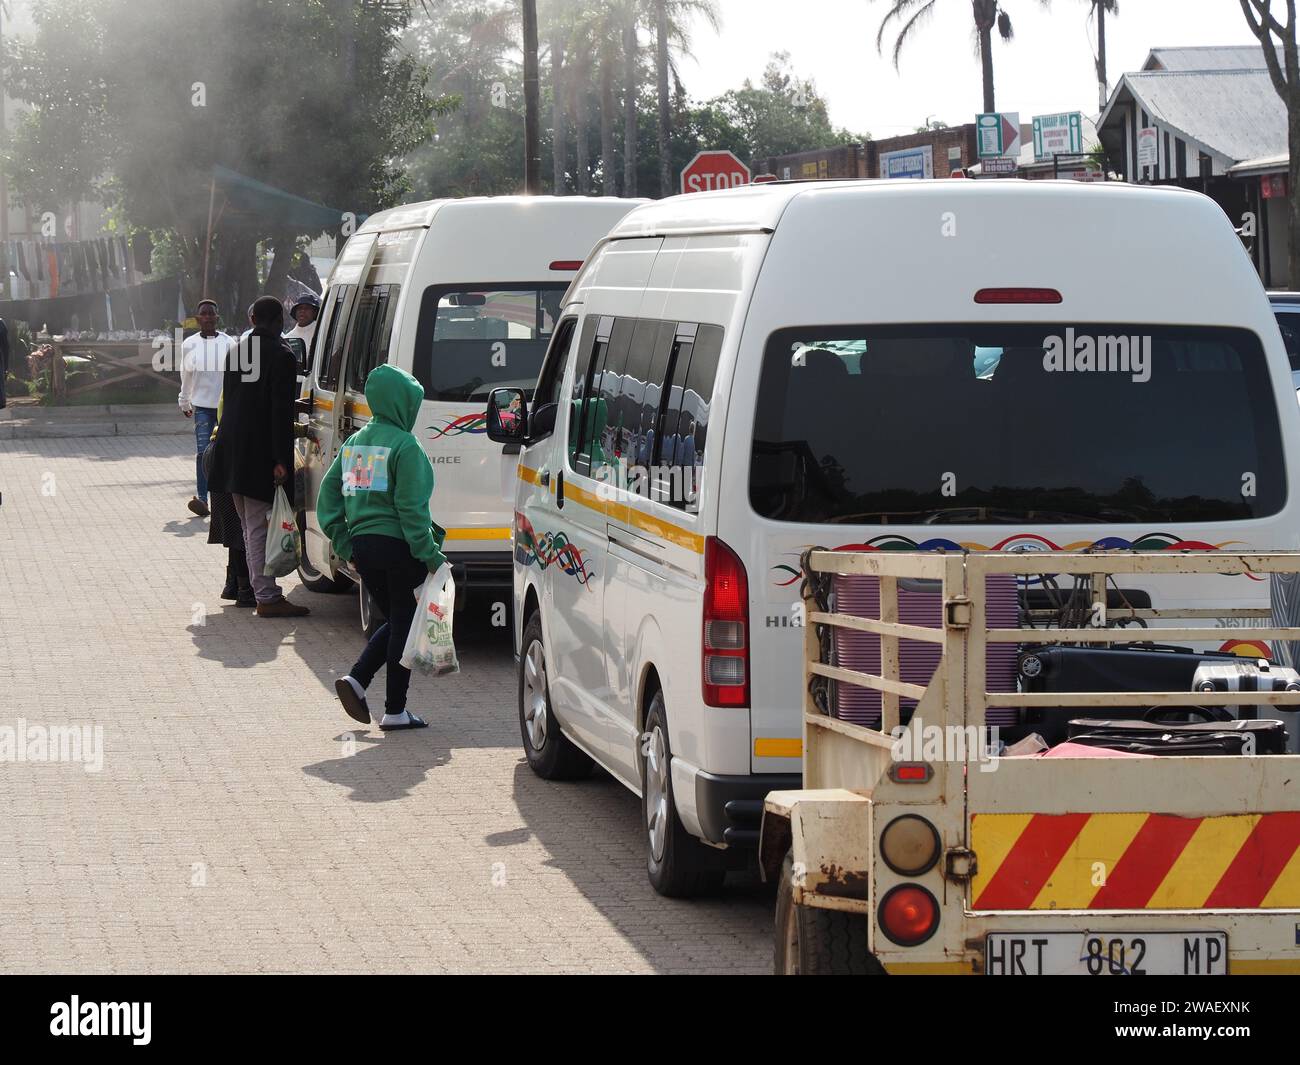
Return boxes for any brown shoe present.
[256,596,309,618]
[187,496,210,517]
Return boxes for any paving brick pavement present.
[0,435,772,974]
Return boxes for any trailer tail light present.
[880,815,941,876]
[549,260,584,271]
[703,536,749,708]
[878,885,940,946]
[974,287,1062,304]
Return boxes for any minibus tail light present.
[703,537,749,708]
[549,260,584,271]
[974,287,1062,304]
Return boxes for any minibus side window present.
[340,286,381,394]
[318,285,353,389]
[569,317,610,475]
[656,323,722,510]
[634,321,679,474]
[587,318,635,478]
[610,319,661,472]
[346,284,399,393]
[530,316,576,441]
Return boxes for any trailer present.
[762,548,1300,975]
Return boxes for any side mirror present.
[486,387,528,444]
[284,337,309,375]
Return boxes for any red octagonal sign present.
[680,150,751,194]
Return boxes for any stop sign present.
[680,150,751,194]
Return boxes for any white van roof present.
[604,177,1206,239]
[359,195,647,234]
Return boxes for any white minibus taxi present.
[297,196,643,611]
[485,179,1300,897]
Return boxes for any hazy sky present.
[677,0,1257,136]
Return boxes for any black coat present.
[209,327,296,504]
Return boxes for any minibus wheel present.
[518,613,593,780]
[359,581,384,640]
[296,512,350,593]
[774,852,882,975]
[642,694,726,898]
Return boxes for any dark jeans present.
[350,534,428,714]
[193,406,217,501]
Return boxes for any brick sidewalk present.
[0,435,771,973]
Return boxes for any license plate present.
[986,932,1227,975]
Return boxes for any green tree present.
[4,0,447,314]
[870,0,1050,113]
[716,53,862,160]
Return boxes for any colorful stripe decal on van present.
[970,811,1300,911]
[514,513,595,586]
[429,414,488,439]
[754,737,802,759]
[516,467,706,554]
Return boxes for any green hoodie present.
[317,364,446,567]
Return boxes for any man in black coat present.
[210,295,309,618]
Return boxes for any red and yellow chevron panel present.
[971,811,1300,910]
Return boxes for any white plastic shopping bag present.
[401,564,460,676]
[263,485,301,578]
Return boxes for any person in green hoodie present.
[318,364,447,731]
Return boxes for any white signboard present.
[977,112,1021,158]
[1033,112,1084,161]
[1138,127,1159,169]
[880,144,934,180]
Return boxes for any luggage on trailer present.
[1011,644,1240,745]
[1065,717,1289,756]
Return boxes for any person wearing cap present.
[284,291,320,351]
[178,299,234,517]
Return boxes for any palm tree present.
[872,0,1048,114]
[523,0,542,193]
[653,0,720,196]
[1088,0,1118,110]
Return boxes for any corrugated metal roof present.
[1121,69,1286,163]
[1144,45,1273,71]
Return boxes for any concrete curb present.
[0,404,189,441]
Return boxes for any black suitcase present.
[1012,644,1240,745]
[1066,717,1289,756]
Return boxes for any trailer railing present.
[800,549,1300,792]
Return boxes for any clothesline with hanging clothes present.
[0,233,153,302]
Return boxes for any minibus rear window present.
[412,283,568,402]
[750,324,1285,525]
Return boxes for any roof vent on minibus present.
[974,287,1062,304]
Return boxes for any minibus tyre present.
[359,581,385,640]
[774,851,881,975]
[295,512,350,593]
[642,694,726,898]
[518,613,593,780]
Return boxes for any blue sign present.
[879,144,934,180]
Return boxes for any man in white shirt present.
[178,299,234,517]
[284,291,319,351]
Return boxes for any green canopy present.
[211,165,344,233]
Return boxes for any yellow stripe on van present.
[444,527,512,541]
[754,738,802,759]
[523,472,706,554]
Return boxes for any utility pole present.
[1096,0,1109,112]
[522,0,541,195]
[0,0,9,249]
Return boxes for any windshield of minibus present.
[750,324,1285,525]
[412,283,568,402]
